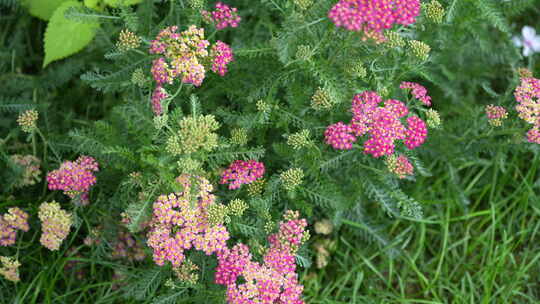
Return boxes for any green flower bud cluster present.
[294,0,313,10]
[17,110,38,133]
[207,203,229,226]
[409,40,431,61]
[231,128,248,146]
[247,178,265,197]
[311,87,334,111]
[385,31,405,48]
[168,115,220,155]
[287,129,312,150]
[116,29,141,52]
[295,45,313,61]
[187,0,204,10]
[280,168,304,191]
[346,61,367,79]
[256,99,271,113]
[131,68,148,87]
[426,109,442,128]
[176,157,202,174]
[425,1,445,24]
[228,199,248,217]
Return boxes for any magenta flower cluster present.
[149,25,234,115]
[400,82,432,106]
[202,2,241,30]
[0,208,29,246]
[46,156,99,205]
[146,175,230,267]
[325,90,429,158]
[220,160,265,190]
[328,0,420,42]
[215,210,307,304]
[514,76,540,144]
[211,41,234,76]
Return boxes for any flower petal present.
[522,26,536,40]
[531,36,540,52]
[512,36,523,47]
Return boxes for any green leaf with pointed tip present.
[43,1,99,68]
[20,0,70,20]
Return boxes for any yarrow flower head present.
[485,105,508,127]
[17,110,38,133]
[149,25,234,115]
[202,2,241,30]
[210,41,234,76]
[311,87,334,110]
[47,156,99,205]
[400,82,432,106]
[0,208,29,247]
[215,210,308,304]
[166,114,220,154]
[386,154,414,178]
[408,40,431,61]
[0,256,21,282]
[220,160,265,190]
[280,168,304,191]
[146,175,230,267]
[426,109,442,128]
[288,129,312,150]
[230,128,248,146]
[328,0,421,42]
[38,201,73,251]
[116,29,141,52]
[514,76,540,143]
[326,90,429,159]
[512,26,540,57]
[424,0,445,24]
[10,155,41,187]
[324,122,357,150]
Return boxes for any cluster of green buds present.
[256,99,272,114]
[230,128,248,146]
[385,31,405,48]
[346,61,367,79]
[167,115,220,154]
[17,110,38,133]
[116,29,141,52]
[176,157,202,174]
[172,260,199,285]
[131,68,148,87]
[426,109,442,128]
[311,87,334,110]
[293,0,313,10]
[228,199,248,217]
[409,40,431,61]
[295,45,313,61]
[187,0,204,10]
[280,168,304,191]
[247,178,265,197]
[287,129,312,150]
[425,0,445,24]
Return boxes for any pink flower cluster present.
[47,156,99,205]
[147,175,230,267]
[515,77,540,143]
[400,82,432,106]
[328,0,420,42]
[215,210,307,304]
[325,90,429,158]
[485,105,508,127]
[220,160,265,190]
[0,208,29,246]
[211,41,234,76]
[149,25,234,115]
[202,2,241,30]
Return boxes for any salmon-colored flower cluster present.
[202,2,241,30]
[46,156,99,205]
[0,256,21,282]
[386,154,414,179]
[149,25,234,115]
[325,90,429,158]
[328,0,420,42]
[515,77,540,143]
[38,201,73,251]
[147,175,229,267]
[0,208,29,247]
[215,210,308,304]
[220,160,265,190]
[485,105,508,127]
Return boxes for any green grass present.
[303,154,540,303]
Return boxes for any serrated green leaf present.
[103,0,142,8]
[43,1,99,68]
[21,0,70,20]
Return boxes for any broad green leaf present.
[43,1,99,68]
[103,0,142,8]
[20,0,70,20]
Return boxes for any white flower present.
[512,26,540,57]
